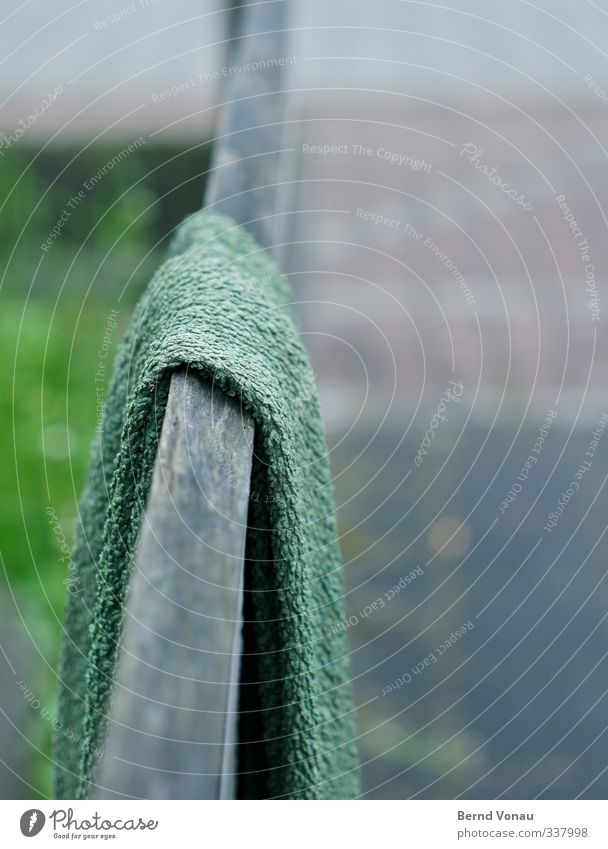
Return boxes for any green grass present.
[0,142,208,796]
[1,296,133,794]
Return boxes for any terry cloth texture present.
[54,210,360,800]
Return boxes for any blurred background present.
[2,0,608,799]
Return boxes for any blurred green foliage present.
[1,141,211,296]
[0,142,209,796]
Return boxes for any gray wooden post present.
[93,372,253,799]
[92,1,291,799]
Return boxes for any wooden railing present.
[92,0,291,799]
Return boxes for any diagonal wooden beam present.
[92,370,254,799]
[93,0,291,799]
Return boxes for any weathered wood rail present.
[94,372,253,799]
[92,0,291,799]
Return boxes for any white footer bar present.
[1,799,605,848]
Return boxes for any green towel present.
[54,210,360,800]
